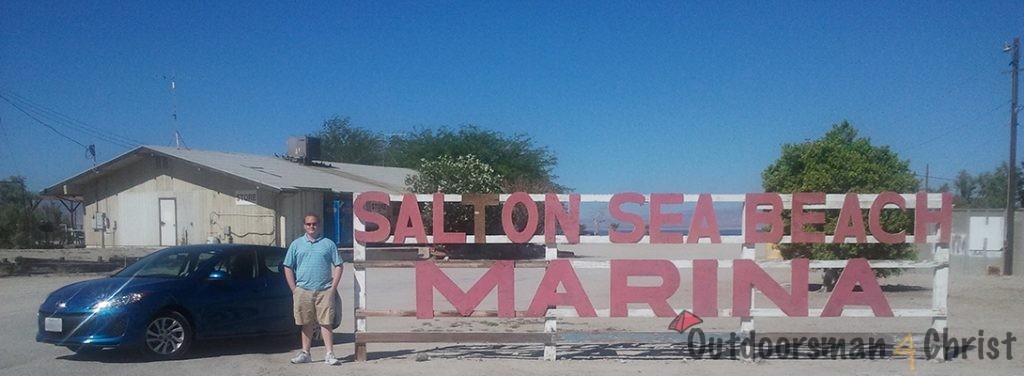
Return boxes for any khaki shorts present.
[292,287,336,326]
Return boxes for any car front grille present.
[37,312,127,342]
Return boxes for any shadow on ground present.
[57,333,355,363]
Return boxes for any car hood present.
[40,277,184,313]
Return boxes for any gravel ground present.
[1,244,1022,375]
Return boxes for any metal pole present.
[1005,37,1019,276]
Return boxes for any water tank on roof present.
[287,136,321,164]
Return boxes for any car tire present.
[142,311,192,360]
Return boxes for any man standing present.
[284,213,343,366]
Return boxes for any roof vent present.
[287,136,321,165]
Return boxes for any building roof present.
[43,145,416,196]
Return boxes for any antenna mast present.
[165,72,186,149]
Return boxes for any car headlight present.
[90,293,144,311]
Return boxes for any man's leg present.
[301,324,315,353]
[320,324,334,352]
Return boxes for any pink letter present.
[354,191,391,243]
[732,258,809,317]
[432,193,466,244]
[527,260,597,317]
[692,259,719,317]
[609,192,646,243]
[821,259,894,317]
[545,193,581,244]
[869,192,906,244]
[833,193,867,243]
[744,193,784,243]
[610,260,680,317]
[501,192,539,243]
[687,194,721,243]
[393,193,427,244]
[649,193,684,244]
[792,192,826,243]
[416,261,515,319]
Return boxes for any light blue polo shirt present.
[283,235,342,291]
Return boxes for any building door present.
[159,198,177,246]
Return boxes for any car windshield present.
[112,248,220,279]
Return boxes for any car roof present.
[157,244,286,253]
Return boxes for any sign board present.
[235,190,257,205]
[349,191,953,361]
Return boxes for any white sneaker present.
[290,351,311,364]
[324,352,342,365]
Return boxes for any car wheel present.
[143,311,192,359]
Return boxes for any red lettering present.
[545,193,580,244]
[692,259,719,317]
[732,259,809,317]
[744,193,784,243]
[869,192,906,244]
[833,193,867,243]
[432,193,466,244]
[416,261,515,318]
[791,192,825,243]
[393,193,427,244]
[687,194,721,243]
[501,192,539,243]
[610,260,680,317]
[527,260,597,317]
[609,192,646,243]
[649,193,684,244]
[354,191,391,243]
[821,259,894,317]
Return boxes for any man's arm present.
[330,264,343,292]
[284,266,297,292]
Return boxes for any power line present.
[0,89,143,148]
[0,93,90,149]
[900,100,1010,153]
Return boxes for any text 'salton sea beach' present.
[352,191,952,319]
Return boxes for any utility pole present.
[1005,37,1019,276]
[925,164,930,191]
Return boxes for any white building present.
[42,145,415,248]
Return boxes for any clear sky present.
[2,1,1022,194]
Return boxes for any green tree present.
[314,116,388,165]
[0,176,39,248]
[405,153,508,235]
[406,154,503,194]
[953,163,1024,209]
[315,120,565,192]
[953,169,976,206]
[389,126,565,192]
[761,122,920,289]
[406,154,541,258]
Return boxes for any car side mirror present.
[206,270,228,281]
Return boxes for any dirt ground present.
[1,244,1022,375]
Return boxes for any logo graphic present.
[668,310,703,333]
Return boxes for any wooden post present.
[543,243,558,361]
[740,242,757,362]
[931,242,950,362]
[353,193,368,361]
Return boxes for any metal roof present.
[43,145,416,196]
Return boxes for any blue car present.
[36,244,297,359]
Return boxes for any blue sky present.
[2,1,1022,193]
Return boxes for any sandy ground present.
[1,244,1022,375]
